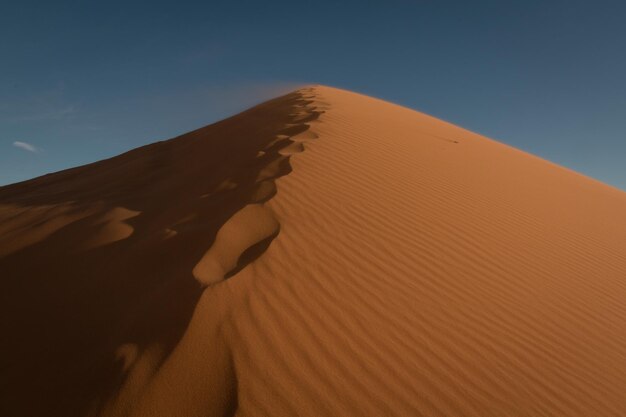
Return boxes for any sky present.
[1,0,625,190]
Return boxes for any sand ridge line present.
[192,88,322,287]
[97,88,325,417]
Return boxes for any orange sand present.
[1,86,626,416]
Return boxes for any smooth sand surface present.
[2,86,626,416]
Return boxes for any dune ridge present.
[2,85,626,416]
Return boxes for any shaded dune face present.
[0,89,322,417]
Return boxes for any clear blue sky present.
[2,0,625,190]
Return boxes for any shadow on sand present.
[0,89,322,417]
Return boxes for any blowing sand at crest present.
[1,86,626,416]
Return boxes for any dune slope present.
[2,85,626,417]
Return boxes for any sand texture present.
[1,86,626,416]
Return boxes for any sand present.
[1,85,626,416]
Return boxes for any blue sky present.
[2,0,625,190]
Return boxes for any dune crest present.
[81,207,141,251]
[2,86,626,416]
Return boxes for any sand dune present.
[1,85,626,416]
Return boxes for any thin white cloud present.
[13,141,39,153]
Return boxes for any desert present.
[2,86,626,416]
